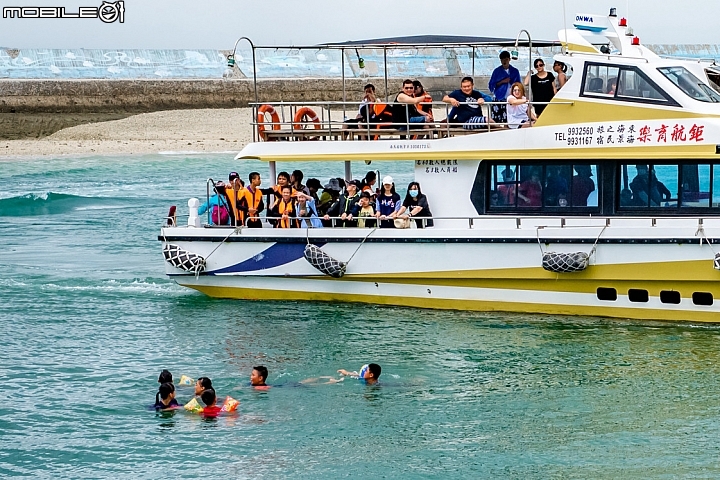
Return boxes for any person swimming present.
[250,366,270,389]
[195,377,213,396]
[338,363,382,385]
[158,369,173,384]
[154,382,180,410]
[200,388,221,417]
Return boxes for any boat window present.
[705,68,720,95]
[628,289,649,303]
[619,164,677,208]
[581,63,677,106]
[692,292,713,306]
[582,64,619,96]
[619,163,720,209]
[660,290,681,305]
[597,287,617,301]
[487,163,598,211]
[658,67,720,103]
[680,164,711,208]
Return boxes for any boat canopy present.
[321,35,560,49]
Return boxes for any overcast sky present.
[1,0,717,49]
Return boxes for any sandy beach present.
[0,108,256,158]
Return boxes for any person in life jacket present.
[394,79,432,131]
[243,171,265,228]
[324,179,360,227]
[269,185,298,228]
[412,80,434,121]
[226,172,249,226]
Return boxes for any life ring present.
[257,104,281,141]
[293,107,321,140]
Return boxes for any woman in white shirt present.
[506,82,536,129]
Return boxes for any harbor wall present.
[0,76,490,113]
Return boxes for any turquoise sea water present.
[3,153,720,478]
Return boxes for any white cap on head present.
[382,175,394,185]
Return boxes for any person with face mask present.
[397,181,433,228]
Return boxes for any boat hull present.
[162,224,720,322]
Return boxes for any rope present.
[695,224,720,270]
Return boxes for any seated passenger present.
[324,179,361,227]
[544,166,569,207]
[342,83,377,133]
[269,185,298,228]
[518,170,542,207]
[442,76,495,129]
[296,191,323,228]
[397,181,433,228]
[352,191,376,228]
[360,171,377,195]
[413,80,434,122]
[630,165,671,206]
[572,165,595,206]
[375,176,402,228]
[497,167,517,206]
[507,82,536,129]
[198,182,232,225]
[394,79,432,130]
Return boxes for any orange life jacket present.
[226,187,246,225]
[276,198,296,228]
[244,186,263,220]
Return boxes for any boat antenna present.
[562,0,568,54]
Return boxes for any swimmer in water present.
[154,382,179,410]
[195,377,213,396]
[338,363,382,385]
[250,366,269,388]
[158,369,173,384]
[200,388,221,417]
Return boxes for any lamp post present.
[228,37,258,141]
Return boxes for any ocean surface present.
[2,153,720,478]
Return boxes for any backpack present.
[211,204,229,225]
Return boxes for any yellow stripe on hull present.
[188,284,719,323]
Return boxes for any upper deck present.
[236,8,720,164]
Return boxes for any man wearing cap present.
[489,51,521,124]
[324,179,361,227]
[375,175,402,228]
[226,171,248,226]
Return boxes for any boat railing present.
[169,211,714,232]
[249,100,573,142]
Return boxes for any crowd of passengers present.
[343,53,568,132]
[199,169,433,229]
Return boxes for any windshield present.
[658,66,720,103]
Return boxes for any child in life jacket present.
[200,389,222,417]
[154,382,180,410]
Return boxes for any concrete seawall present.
[0,76,491,113]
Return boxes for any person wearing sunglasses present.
[524,58,556,116]
[393,79,432,131]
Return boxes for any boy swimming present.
[200,388,221,417]
[250,366,269,388]
[338,363,382,385]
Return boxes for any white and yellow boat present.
[161,9,720,322]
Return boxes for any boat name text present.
[555,122,706,147]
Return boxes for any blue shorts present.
[398,116,427,131]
